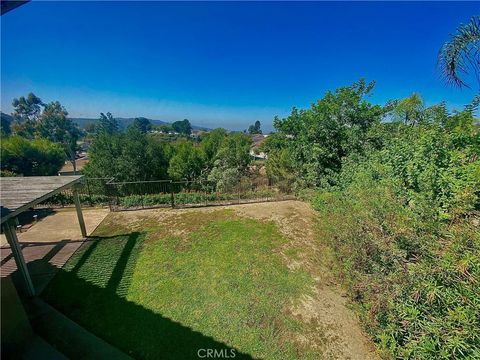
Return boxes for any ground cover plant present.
[42,209,325,359]
[311,181,480,359]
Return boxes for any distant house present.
[250,149,267,160]
[250,134,268,160]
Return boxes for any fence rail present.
[37,176,295,211]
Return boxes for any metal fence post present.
[170,181,175,208]
[86,178,93,207]
[106,179,118,212]
[204,181,208,207]
[115,184,120,211]
[107,181,113,212]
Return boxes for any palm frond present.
[438,16,480,88]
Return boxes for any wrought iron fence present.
[108,177,294,211]
[37,176,295,211]
[37,177,113,208]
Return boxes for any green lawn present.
[42,209,317,359]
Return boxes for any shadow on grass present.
[35,232,254,360]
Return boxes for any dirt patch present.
[95,201,378,359]
[232,201,377,359]
[290,287,376,359]
[92,207,233,238]
[234,201,319,271]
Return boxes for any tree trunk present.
[66,146,77,175]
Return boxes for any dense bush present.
[312,177,479,358]
[119,193,171,207]
[168,140,204,181]
[84,126,172,181]
[262,79,384,188]
[307,103,480,358]
[85,121,253,193]
[1,136,65,175]
[207,133,253,191]
[263,80,480,358]
[40,193,111,207]
[340,115,480,220]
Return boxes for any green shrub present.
[119,194,171,207]
[1,136,65,176]
[310,119,480,358]
[40,193,111,206]
[312,180,480,359]
[308,108,480,358]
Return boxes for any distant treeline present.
[71,116,210,132]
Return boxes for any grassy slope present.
[42,210,315,359]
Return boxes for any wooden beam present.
[3,220,35,297]
[73,188,87,238]
[1,176,83,225]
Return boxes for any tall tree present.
[199,128,227,169]
[248,120,262,134]
[438,16,480,88]
[207,133,252,191]
[11,92,44,122]
[96,112,119,135]
[37,101,82,173]
[269,79,383,186]
[132,117,152,133]
[391,93,425,125]
[168,140,204,181]
[172,119,192,135]
[84,127,170,181]
[11,92,44,138]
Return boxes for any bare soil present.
[234,201,378,359]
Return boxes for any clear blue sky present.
[1,1,478,131]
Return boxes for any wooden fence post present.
[73,186,87,238]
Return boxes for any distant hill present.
[70,117,210,131]
[1,112,211,133]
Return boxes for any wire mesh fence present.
[36,176,295,211]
